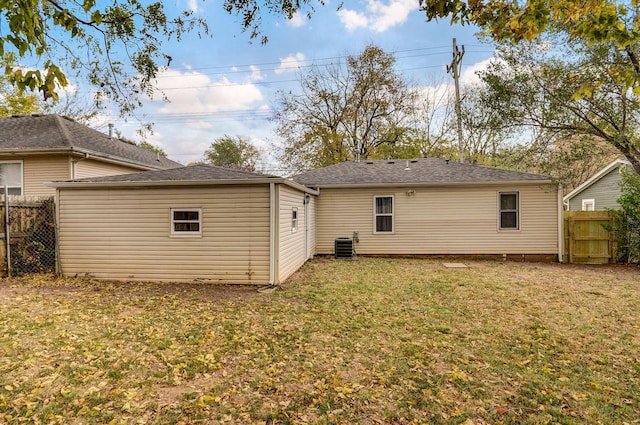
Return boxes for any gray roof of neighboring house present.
[292,158,552,187]
[0,114,181,170]
[57,163,279,183]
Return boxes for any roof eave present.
[47,177,320,195]
[299,180,556,189]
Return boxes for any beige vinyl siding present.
[57,185,271,283]
[9,155,71,197]
[315,184,559,255]
[308,194,317,257]
[74,159,146,179]
[277,184,308,282]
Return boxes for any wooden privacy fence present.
[0,196,57,277]
[563,210,614,264]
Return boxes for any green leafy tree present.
[204,135,262,171]
[138,141,167,157]
[474,37,640,175]
[0,1,208,114]
[0,54,41,117]
[273,45,417,172]
[609,169,640,263]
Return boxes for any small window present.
[292,207,298,232]
[582,199,595,211]
[374,196,394,233]
[171,208,202,237]
[499,192,519,230]
[0,161,23,196]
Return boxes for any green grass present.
[0,258,639,424]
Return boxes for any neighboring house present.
[49,165,318,284]
[293,158,562,261]
[564,159,632,211]
[0,114,181,197]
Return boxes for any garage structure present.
[49,165,317,284]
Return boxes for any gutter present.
[0,147,175,171]
[47,178,321,194]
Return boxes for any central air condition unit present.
[334,237,354,259]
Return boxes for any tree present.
[204,135,262,171]
[419,0,639,91]
[608,169,640,263]
[0,54,41,117]
[273,45,417,172]
[1,1,208,114]
[474,37,640,175]
[138,141,167,157]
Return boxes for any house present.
[48,165,318,284]
[563,159,632,211]
[0,114,182,197]
[293,158,562,261]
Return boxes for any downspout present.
[71,153,90,179]
[269,182,276,285]
[558,184,564,263]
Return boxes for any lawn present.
[0,258,639,424]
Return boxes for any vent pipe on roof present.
[108,123,114,139]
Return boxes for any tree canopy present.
[474,36,640,174]
[273,45,418,172]
[1,0,211,114]
[204,135,263,171]
[419,0,640,94]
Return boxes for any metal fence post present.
[4,186,10,278]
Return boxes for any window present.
[170,209,201,237]
[374,196,394,233]
[292,207,298,232]
[582,199,595,211]
[0,161,23,196]
[499,192,519,230]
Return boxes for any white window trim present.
[582,199,595,211]
[170,208,202,238]
[373,195,394,234]
[498,192,520,231]
[291,207,298,233]
[0,160,24,196]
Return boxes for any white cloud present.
[287,11,307,28]
[151,69,264,116]
[183,0,199,13]
[338,0,417,32]
[337,9,369,31]
[275,53,305,74]
[460,58,498,88]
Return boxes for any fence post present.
[4,186,10,278]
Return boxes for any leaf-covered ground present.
[0,258,639,424]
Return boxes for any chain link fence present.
[0,196,57,277]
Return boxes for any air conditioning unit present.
[334,237,354,259]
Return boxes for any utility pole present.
[446,38,465,164]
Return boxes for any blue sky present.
[87,1,496,170]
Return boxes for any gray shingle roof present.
[59,163,279,183]
[0,114,181,169]
[292,158,552,186]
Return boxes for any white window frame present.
[292,207,298,233]
[170,208,202,237]
[373,195,394,234]
[0,160,23,196]
[498,192,519,231]
[582,199,595,211]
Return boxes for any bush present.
[609,169,640,263]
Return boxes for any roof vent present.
[365,161,374,165]
[387,161,395,164]
[410,160,418,163]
